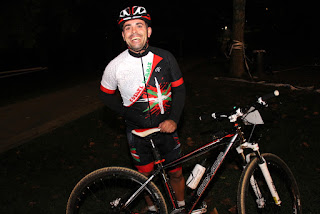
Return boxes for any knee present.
[168,169,184,182]
[141,170,152,177]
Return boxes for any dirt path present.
[0,80,103,153]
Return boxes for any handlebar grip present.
[261,90,280,101]
[199,114,211,121]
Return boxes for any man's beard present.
[126,32,149,52]
[128,42,148,52]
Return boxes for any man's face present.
[122,19,152,52]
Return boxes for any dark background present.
[1,0,318,74]
[0,1,319,213]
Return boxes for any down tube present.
[188,134,238,211]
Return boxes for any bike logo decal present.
[197,152,224,196]
[155,66,161,73]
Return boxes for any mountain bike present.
[66,90,302,214]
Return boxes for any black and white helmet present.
[118,6,151,29]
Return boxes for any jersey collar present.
[128,46,151,58]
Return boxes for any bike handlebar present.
[258,90,279,105]
[199,112,228,121]
[199,90,280,123]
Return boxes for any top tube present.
[163,132,237,170]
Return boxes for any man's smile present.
[131,37,141,42]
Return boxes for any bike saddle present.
[132,128,161,138]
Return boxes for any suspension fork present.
[237,147,266,208]
[235,125,267,208]
[258,156,282,206]
[251,148,282,206]
[237,142,281,207]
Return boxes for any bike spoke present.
[67,167,167,214]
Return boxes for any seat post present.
[149,138,161,162]
[149,138,156,149]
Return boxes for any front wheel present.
[237,153,302,214]
[66,166,168,214]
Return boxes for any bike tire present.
[237,153,302,214]
[66,166,168,214]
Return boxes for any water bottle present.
[186,159,206,189]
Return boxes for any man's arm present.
[99,88,147,128]
[168,82,186,124]
[158,50,186,133]
[99,89,126,115]
[159,82,186,133]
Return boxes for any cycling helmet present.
[118,6,151,29]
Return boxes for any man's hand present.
[158,120,177,133]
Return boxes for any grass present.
[0,59,319,213]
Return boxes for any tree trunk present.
[230,0,246,77]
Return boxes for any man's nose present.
[132,27,136,34]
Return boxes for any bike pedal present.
[201,201,207,209]
[190,208,207,214]
[170,207,186,214]
[189,202,207,214]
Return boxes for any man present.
[100,6,186,213]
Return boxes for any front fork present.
[237,142,281,208]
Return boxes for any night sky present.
[0,0,318,72]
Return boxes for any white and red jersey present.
[100,46,185,128]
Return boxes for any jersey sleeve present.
[166,51,186,124]
[167,51,184,87]
[100,60,118,94]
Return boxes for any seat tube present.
[150,139,162,163]
[149,138,179,209]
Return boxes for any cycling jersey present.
[100,46,185,129]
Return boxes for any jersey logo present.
[143,62,152,84]
[137,77,171,115]
[154,66,161,73]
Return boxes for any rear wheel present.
[237,153,302,214]
[66,167,168,214]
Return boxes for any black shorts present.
[126,129,182,173]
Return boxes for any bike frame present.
[123,126,241,214]
[124,102,284,213]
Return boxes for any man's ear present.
[147,27,152,38]
[122,31,125,41]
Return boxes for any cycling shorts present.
[126,129,182,173]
